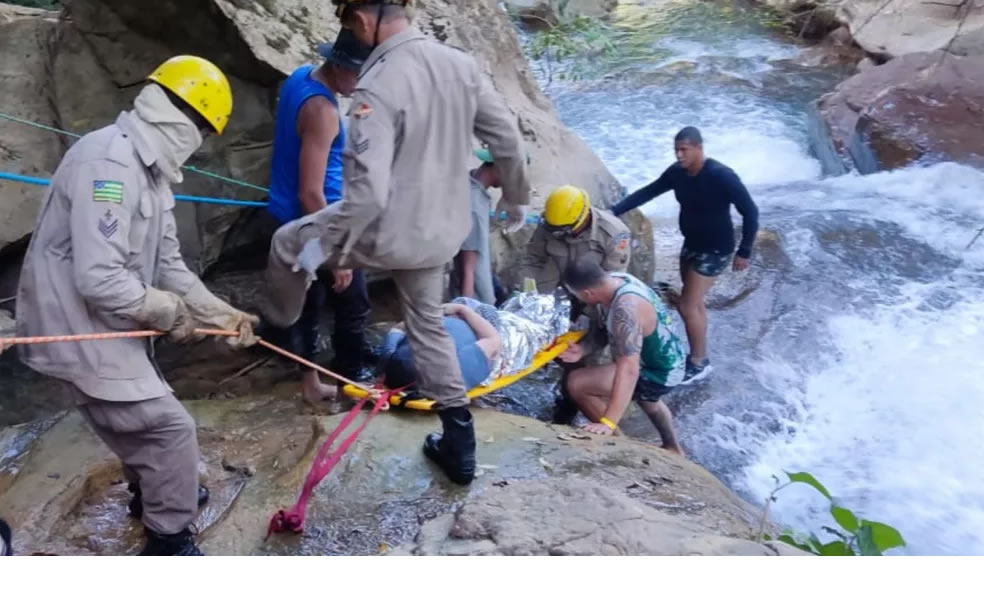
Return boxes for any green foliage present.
[523,14,617,86]
[763,471,907,556]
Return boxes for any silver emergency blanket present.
[454,292,571,384]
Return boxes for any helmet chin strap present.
[373,2,383,48]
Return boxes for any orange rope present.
[193,328,365,390]
[1,327,375,395]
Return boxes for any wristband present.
[599,417,617,431]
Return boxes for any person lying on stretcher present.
[379,300,503,392]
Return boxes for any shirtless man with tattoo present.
[559,258,687,455]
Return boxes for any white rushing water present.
[531,0,984,554]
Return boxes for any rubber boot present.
[128,483,210,520]
[0,517,12,556]
[423,406,476,485]
[138,529,203,556]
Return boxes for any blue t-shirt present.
[383,317,492,390]
[267,65,345,224]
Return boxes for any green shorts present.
[680,246,731,277]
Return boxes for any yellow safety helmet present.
[544,185,590,229]
[148,55,233,135]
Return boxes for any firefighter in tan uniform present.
[263,0,531,485]
[518,185,632,425]
[520,185,632,290]
[15,56,258,556]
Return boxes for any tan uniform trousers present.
[73,388,200,535]
[266,216,469,409]
[391,267,469,408]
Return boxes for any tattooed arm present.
[598,294,646,430]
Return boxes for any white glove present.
[293,238,326,279]
[495,197,527,234]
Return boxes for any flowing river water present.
[523,0,984,555]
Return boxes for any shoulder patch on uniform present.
[97,209,119,238]
[92,180,124,204]
[353,102,373,120]
[612,231,631,252]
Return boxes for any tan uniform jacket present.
[520,207,632,292]
[314,27,531,270]
[16,115,198,402]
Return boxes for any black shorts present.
[680,246,731,277]
[633,377,674,403]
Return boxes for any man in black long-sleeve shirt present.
[611,126,759,383]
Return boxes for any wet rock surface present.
[398,478,804,556]
[0,394,791,556]
[814,51,984,173]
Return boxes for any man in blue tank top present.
[261,29,375,404]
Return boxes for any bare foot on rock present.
[663,444,686,458]
[302,372,337,404]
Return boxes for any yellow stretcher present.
[342,330,585,411]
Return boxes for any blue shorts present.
[680,246,731,277]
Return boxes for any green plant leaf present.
[830,504,860,533]
[862,520,906,553]
[856,524,882,556]
[785,471,832,500]
[778,533,818,555]
[819,541,854,556]
[808,532,825,553]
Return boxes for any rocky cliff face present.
[758,0,984,59]
[757,0,984,174]
[0,0,653,286]
[0,393,801,556]
[836,0,984,59]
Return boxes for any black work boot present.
[128,483,210,519]
[551,395,580,425]
[423,406,476,485]
[139,529,203,556]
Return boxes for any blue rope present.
[0,111,268,193]
[0,171,266,208]
[2,170,541,221]
[0,112,541,221]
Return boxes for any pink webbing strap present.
[265,389,400,538]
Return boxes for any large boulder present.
[0,5,63,256]
[758,0,984,58]
[813,51,984,173]
[0,392,798,555]
[0,0,653,284]
[836,0,984,58]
